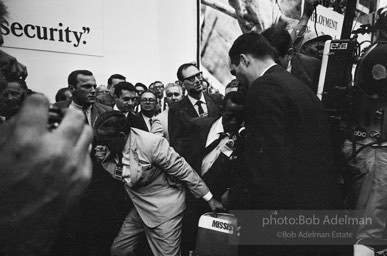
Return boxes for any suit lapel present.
[181,97,199,118]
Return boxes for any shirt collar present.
[260,63,277,77]
[187,93,206,107]
[212,117,224,134]
[69,101,91,111]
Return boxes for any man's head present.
[96,84,109,97]
[221,91,245,135]
[229,32,276,87]
[94,111,131,154]
[140,90,157,117]
[0,76,29,118]
[68,70,96,107]
[113,82,138,113]
[164,83,183,106]
[107,74,126,96]
[177,63,203,98]
[262,24,293,69]
[135,82,147,96]
[150,81,164,99]
[55,87,72,102]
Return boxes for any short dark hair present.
[176,63,198,81]
[262,22,292,59]
[55,87,70,102]
[113,81,136,98]
[135,82,147,91]
[141,90,157,99]
[94,111,131,138]
[107,74,126,86]
[222,91,245,108]
[229,32,276,66]
[68,70,93,87]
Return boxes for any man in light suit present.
[94,111,224,256]
[151,82,183,141]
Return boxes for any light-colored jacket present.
[102,128,209,228]
[151,109,169,141]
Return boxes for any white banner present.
[1,0,104,56]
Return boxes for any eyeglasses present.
[141,98,156,103]
[166,92,181,97]
[182,72,203,83]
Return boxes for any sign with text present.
[2,0,104,56]
[307,5,344,39]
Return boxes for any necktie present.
[196,101,204,116]
[202,132,228,157]
[149,118,153,126]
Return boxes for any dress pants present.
[111,207,183,256]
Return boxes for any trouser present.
[111,207,183,256]
[342,140,387,240]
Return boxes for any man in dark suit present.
[182,91,245,254]
[262,24,321,93]
[169,63,222,154]
[227,32,344,255]
[137,90,158,131]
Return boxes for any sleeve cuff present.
[202,191,213,202]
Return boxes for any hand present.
[208,198,227,217]
[95,145,107,162]
[0,94,93,254]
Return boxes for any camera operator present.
[342,7,387,252]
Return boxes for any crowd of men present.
[2,1,387,256]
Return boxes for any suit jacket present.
[291,53,321,94]
[102,128,210,228]
[151,109,169,141]
[240,65,341,210]
[168,92,222,155]
[127,112,149,132]
[54,100,112,127]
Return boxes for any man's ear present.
[287,48,295,58]
[68,85,75,93]
[240,54,249,67]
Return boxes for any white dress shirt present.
[201,117,229,176]
[187,93,208,116]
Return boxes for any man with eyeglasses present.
[168,63,222,155]
[137,90,158,131]
[150,80,166,114]
[151,82,183,141]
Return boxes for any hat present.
[375,7,387,30]
[302,33,332,46]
